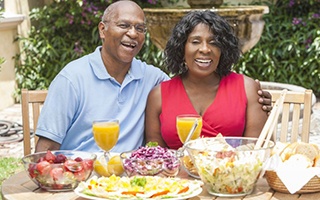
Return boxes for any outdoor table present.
[3,170,320,200]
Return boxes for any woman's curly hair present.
[164,10,241,77]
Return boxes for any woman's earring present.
[183,61,188,72]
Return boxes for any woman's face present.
[184,23,221,77]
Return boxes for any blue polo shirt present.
[36,46,169,152]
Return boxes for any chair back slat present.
[279,104,290,142]
[290,103,301,142]
[21,89,48,156]
[302,90,312,142]
[267,89,313,143]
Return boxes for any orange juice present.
[93,121,119,151]
[176,115,202,143]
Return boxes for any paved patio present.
[0,101,320,158]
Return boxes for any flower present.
[147,0,158,4]
[292,17,302,25]
[289,0,295,7]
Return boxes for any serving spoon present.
[176,119,199,157]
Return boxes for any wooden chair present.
[21,89,48,156]
[266,89,313,143]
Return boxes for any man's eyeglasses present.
[104,21,147,34]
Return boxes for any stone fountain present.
[143,6,269,53]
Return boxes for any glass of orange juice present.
[176,114,202,144]
[92,119,120,161]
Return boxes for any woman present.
[145,10,268,149]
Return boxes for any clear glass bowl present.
[185,137,274,197]
[120,148,180,177]
[180,152,200,179]
[22,150,96,191]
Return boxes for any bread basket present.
[265,171,320,194]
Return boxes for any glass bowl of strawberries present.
[22,150,96,191]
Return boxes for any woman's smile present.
[194,58,213,68]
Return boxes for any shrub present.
[15,0,106,100]
[234,0,320,96]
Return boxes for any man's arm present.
[35,136,61,152]
[256,80,272,114]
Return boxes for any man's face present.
[99,4,146,64]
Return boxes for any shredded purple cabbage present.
[122,146,180,176]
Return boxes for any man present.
[35,0,271,153]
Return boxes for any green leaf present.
[130,176,147,187]
[146,142,158,147]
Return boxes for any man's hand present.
[255,80,272,115]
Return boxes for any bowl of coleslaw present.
[185,136,274,197]
[120,144,180,177]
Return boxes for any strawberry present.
[54,154,67,163]
[74,157,83,162]
[50,167,64,181]
[36,160,52,175]
[64,160,83,172]
[82,159,94,170]
[28,163,38,178]
[44,150,56,163]
[37,156,45,163]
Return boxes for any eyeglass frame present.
[102,20,147,34]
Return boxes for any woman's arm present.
[145,85,168,147]
[243,76,268,138]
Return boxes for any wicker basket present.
[265,171,320,194]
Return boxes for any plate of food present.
[74,175,203,199]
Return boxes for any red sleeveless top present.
[160,72,247,149]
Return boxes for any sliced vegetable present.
[150,190,170,198]
[121,191,144,196]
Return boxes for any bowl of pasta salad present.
[185,136,274,197]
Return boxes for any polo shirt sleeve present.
[35,73,79,144]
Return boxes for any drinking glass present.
[92,119,120,161]
[176,114,202,143]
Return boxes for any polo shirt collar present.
[89,46,143,80]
